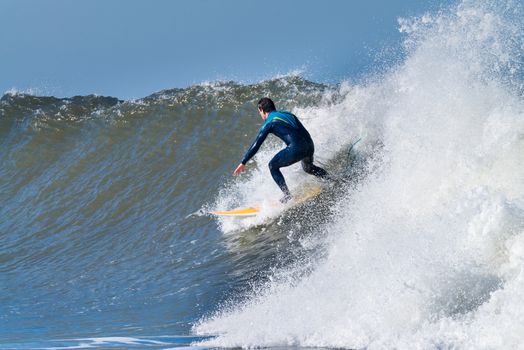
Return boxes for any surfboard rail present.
[209,185,322,217]
[209,207,259,217]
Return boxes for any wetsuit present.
[241,111,329,197]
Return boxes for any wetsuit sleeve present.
[241,123,272,164]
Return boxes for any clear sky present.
[0,0,449,99]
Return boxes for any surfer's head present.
[257,97,276,120]
[257,97,276,113]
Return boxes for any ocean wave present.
[194,0,524,348]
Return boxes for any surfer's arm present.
[240,123,271,165]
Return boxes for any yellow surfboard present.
[209,206,260,217]
[209,186,322,217]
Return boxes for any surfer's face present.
[258,107,268,120]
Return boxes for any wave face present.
[0,77,339,346]
[194,0,524,349]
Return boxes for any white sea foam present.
[196,0,524,348]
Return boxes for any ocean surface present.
[2,1,524,349]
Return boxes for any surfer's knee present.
[268,160,275,172]
[268,158,281,173]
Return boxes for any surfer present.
[233,97,330,203]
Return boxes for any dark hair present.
[257,97,276,113]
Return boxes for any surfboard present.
[209,206,259,217]
[209,186,322,217]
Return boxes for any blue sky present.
[0,0,448,99]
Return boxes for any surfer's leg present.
[301,155,331,180]
[268,147,301,200]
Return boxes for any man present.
[233,97,330,203]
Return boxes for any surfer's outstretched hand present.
[233,163,246,176]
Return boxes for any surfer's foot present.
[279,193,292,204]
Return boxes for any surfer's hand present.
[233,163,246,176]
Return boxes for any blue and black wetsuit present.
[241,111,330,197]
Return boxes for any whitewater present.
[195,0,524,349]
